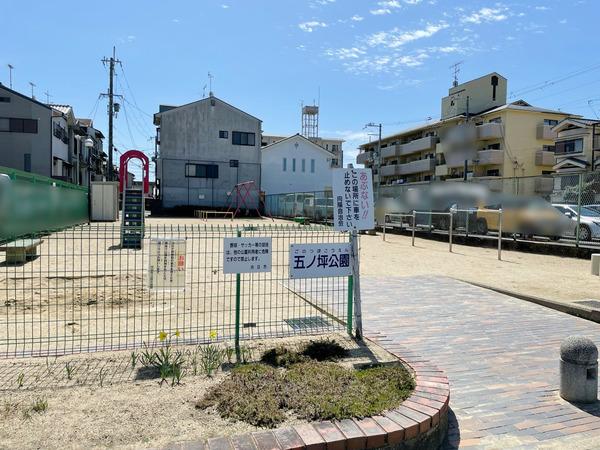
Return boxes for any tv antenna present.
[44,90,52,104]
[208,72,214,96]
[28,81,36,99]
[7,64,14,89]
[450,61,464,87]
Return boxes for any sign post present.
[223,234,272,361]
[332,167,374,339]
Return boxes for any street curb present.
[462,279,600,324]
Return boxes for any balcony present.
[476,122,503,140]
[381,135,438,159]
[380,158,436,177]
[356,151,373,165]
[435,164,449,177]
[535,150,555,166]
[477,149,504,165]
[537,124,557,140]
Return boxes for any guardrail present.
[383,208,503,260]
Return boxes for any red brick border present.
[169,333,450,450]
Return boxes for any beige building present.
[552,118,600,173]
[357,72,574,193]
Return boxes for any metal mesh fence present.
[0,224,350,358]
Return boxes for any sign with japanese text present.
[289,243,352,279]
[332,168,374,231]
[223,237,272,274]
[148,238,187,290]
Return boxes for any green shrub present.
[260,346,306,368]
[301,339,348,361]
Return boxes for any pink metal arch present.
[119,150,150,194]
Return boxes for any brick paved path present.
[362,276,600,449]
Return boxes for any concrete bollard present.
[592,254,600,276]
[560,336,598,403]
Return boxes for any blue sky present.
[2,0,600,177]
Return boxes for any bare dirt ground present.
[0,333,396,450]
[360,231,597,304]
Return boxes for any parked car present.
[475,197,572,239]
[553,204,600,241]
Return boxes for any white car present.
[553,204,600,241]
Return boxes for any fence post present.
[449,212,453,253]
[498,209,502,261]
[383,214,387,242]
[350,230,362,339]
[465,211,469,239]
[576,173,583,248]
[235,229,242,362]
[412,211,416,247]
[347,230,354,337]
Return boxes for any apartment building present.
[552,118,600,173]
[153,94,262,209]
[357,72,573,193]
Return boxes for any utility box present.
[90,182,119,222]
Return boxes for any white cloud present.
[534,6,549,10]
[461,7,508,24]
[370,8,391,15]
[366,23,448,48]
[298,21,328,32]
[559,19,567,24]
[171,18,180,23]
[325,47,366,60]
[221,4,230,9]
[351,15,364,22]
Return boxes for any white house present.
[261,134,337,195]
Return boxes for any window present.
[487,169,500,176]
[229,159,239,167]
[219,130,228,139]
[24,154,31,172]
[232,131,256,146]
[543,145,556,153]
[331,158,338,167]
[283,158,287,172]
[301,159,306,172]
[310,159,315,173]
[556,138,583,154]
[185,163,219,178]
[487,143,501,150]
[4,118,38,134]
[292,158,296,172]
[0,96,10,103]
[332,144,339,152]
[488,117,502,124]
[544,119,559,126]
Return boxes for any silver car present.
[553,204,600,241]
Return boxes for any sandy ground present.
[0,333,397,450]
[360,231,597,304]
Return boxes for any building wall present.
[156,97,262,209]
[261,136,335,195]
[0,86,52,176]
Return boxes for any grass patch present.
[198,360,414,428]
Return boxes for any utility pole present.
[7,64,14,89]
[365,122,382,210]
[101,47,122,181]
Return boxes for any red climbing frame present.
[226,181,273,220]
[119,150,150,194]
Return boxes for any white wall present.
[261,136,334,195]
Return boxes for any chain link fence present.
[0,224,351,358]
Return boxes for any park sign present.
[223,237,272,274]
[148,238,187,290]
[332,168,374,232]
[289,243,352,279]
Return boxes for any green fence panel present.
[0,165,89,242]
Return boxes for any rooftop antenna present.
[28,81,36,99]
[202,84,207,98]
[208,72,214,96]
[450,61,464,87]
[7,64,14,89]
[44,90,52,104]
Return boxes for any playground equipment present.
[226,181,273,221]
[119,150,150,249]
